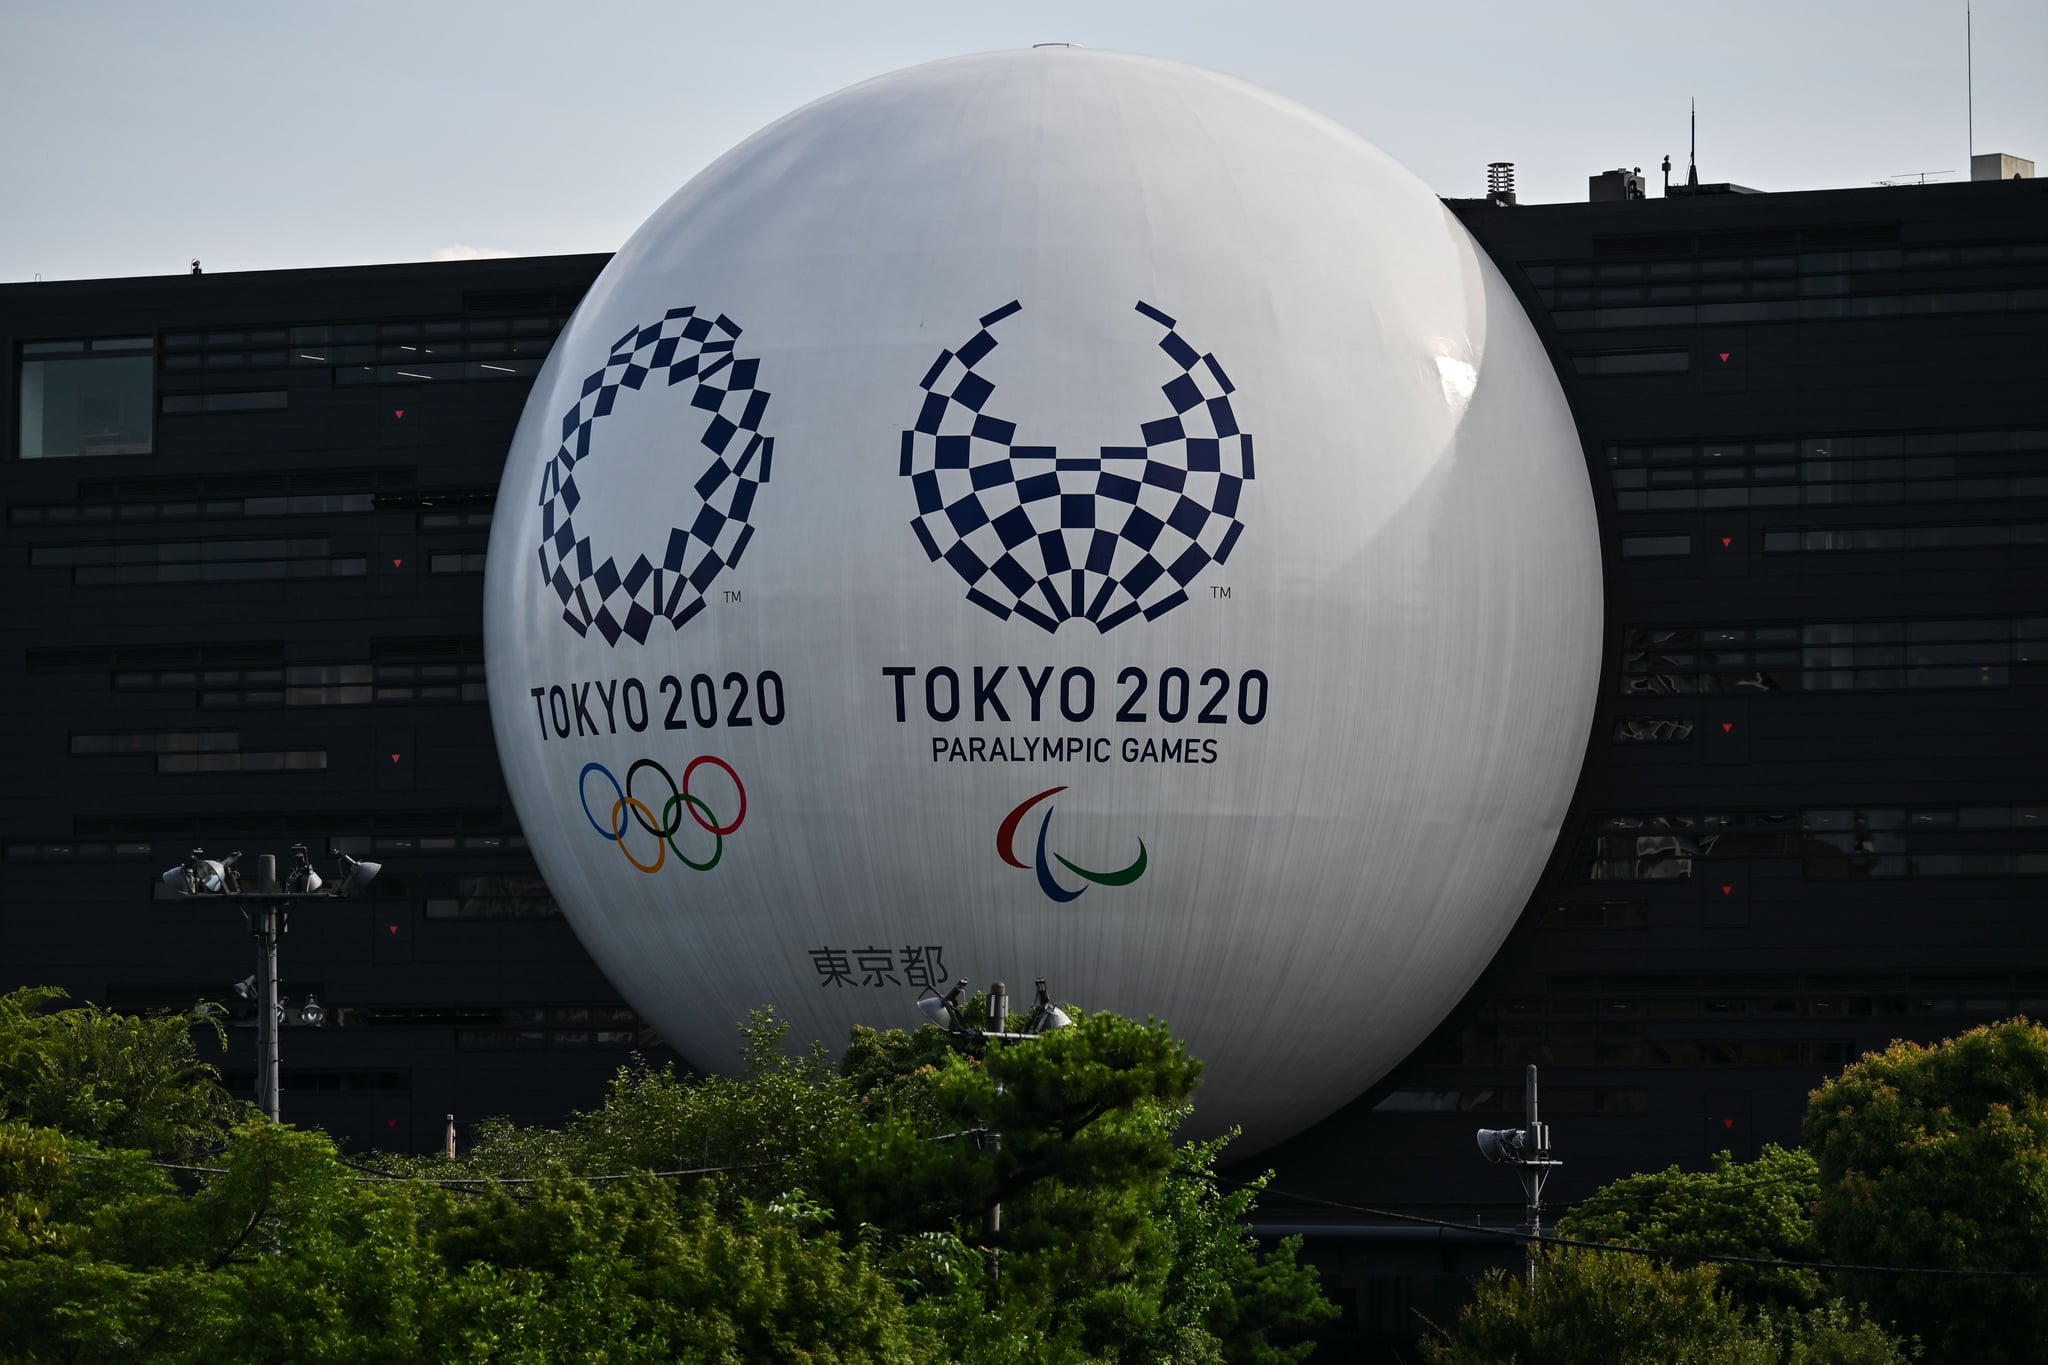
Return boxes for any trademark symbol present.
[1210,585,1231,600]
[723,589,743,604]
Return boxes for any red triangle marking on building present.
[1722,722,1734,733]
[1721,885,1733,896]
[390,753,402,763]
[393,409,405,419]
[1718,352,1730,362]
[1721,537,1733,547]
[388,924,399,935]
[392,558,403,568]
[387,1118,399,1129]
[1723,1117,1736,1129]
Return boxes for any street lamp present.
[1476,1064,1562,1288]
[158,842,381,1122]
[913,974,1071,1292]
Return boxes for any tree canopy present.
[1805,1017,2048,1363]
[0,985,1335,1363]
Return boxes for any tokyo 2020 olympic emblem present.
[578,755,747,874]
[901,300,1253,633]
[536,308,773,646]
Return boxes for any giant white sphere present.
[485,47,1601,1147]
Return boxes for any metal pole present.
[255,902,281,1122]
[1524,1064,1540,1288]
[985,981,1007,1294]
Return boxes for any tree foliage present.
[0,989,1334,1363]
[1424,1143,1912,1363]
[0,987,242,1158]
[1560,1143,1824,1311]
[1805,1017,2048,1364]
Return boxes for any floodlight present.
[333,854,382,898]
[285,843,321,894]
[298,994,326,1028]
[1026,979,1071,1033]
[917,978,970,1032]
[1477,1128,1527,1164]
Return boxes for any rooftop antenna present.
[1687,98,1700,189]
[1967,1,1974,160]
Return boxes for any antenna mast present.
[1687,98,1700,188]
[1967,2,1975,160]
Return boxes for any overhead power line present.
[1231,1179,2048,1283]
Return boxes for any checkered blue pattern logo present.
[536,307,772,646]
[901,300,1253,633]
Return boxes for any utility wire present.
[1231,1178,2048,1283]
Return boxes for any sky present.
[1,0,2042,283]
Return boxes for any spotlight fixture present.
[918,978,969,1032]
[1024,979,1071,1032]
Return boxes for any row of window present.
[372,873,562,920]
[1437,1039,1857,1070]
[10,493,377,525]
[162,336,555,373]
[1537,901,1649,930]
[336,359,544,385]
[1606,428,2048,511]
[160,390,285,414]
[1524,239,2048,287]
[1373,1088,1648,1115]
[71,730,236,754]
[163,316,566,351]
[1764,522,2048,553]
[66,729,327,774]
[1553,286,2048,331]
[1621,521,2048,559]
[1541,260,2048,311]
[3,830,528,861]
[1618,615,2046,695]
[1574,804,2048,881]
[1597,807,2046,831]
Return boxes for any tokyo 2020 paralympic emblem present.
[997,786,1148,903]
[901,300,1253,632]
[535,307,773,646]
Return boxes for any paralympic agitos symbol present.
[997,786,1148,903]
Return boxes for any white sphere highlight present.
[484,48,1602,1148]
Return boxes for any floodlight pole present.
[253,899,283,1122]
[984,981,1008,1295]
[1515,1065,1560,1288]
[162,844,381,1125]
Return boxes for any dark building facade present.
[4,173,2045,1349]
[1248,174,2048,1350]
[0,253,668,1154]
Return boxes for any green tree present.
[1805,1017,2048,1364]
[0,988,1333,1364]
[1423,1247,1778,1365]
[1423,1145,1911,1364]
[0,986,241,1157]
[1560,1144,1824,1311]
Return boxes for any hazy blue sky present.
[2,0,2041,282]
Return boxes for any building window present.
[1572,349,1689,377]
[18,338,155,458]
[159,390,287,415]
[1621,533,1692,558]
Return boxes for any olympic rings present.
[609,798,665,873]
[577,756,747,875]
[682,755,746,836]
